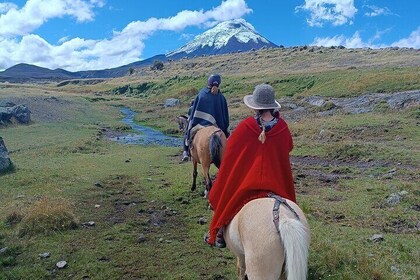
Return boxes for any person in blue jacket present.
[181,74,230,161]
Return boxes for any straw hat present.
[243,84,281,110]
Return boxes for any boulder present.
[0,101,16,107]
[305,96,326,107]
[12,104,31,124]
[0,107,13,123]
[0,100,31,124]
[164,98,181,108]
[0,137,12,173]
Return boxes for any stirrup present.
[204,232,226,248]
[215,235,226,248]
[181,151,189,161]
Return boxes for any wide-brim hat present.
[243,84,281,110]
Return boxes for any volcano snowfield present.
[1,47,419,279]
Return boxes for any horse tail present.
[279,219,309,280]
[209,132,223,168]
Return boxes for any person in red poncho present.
[204,83,296,248]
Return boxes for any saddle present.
[188,124,221,148]
[188,124,206,143]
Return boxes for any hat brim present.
[243,95,281,110]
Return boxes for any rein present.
[268,193,300,234]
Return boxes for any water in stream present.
[109,108,182,147]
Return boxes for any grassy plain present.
[0,47,419,279]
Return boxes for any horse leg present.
[202,164,211,198]
[191,160,198,192]
[236,256,246,280]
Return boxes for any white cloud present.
[311,26,420,49]
[0,0,252,71]
[296,0,357,27]
[0,2,18,13]
[0,0,104,37]
[364,5,395,17]
[391,26,420,49]
[311,32,373,48]
[372,28,391,42]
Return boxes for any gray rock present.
[390,265,400,273]
[0,247,8,254]
[137,234,147,243]
[0,107,13,123]
[370,234,384,242]
[330,91,420,114]
[197,217,208,225]
[305,96,326,107]
[387,91,420,109]
[280,102,299,110]
[0,101,31,124]
[82,221,96,227]
[0,137,12,173]
[164,98,181,108]
[12,104,31,124]
[0,100,16,107]
[386,193,402,206]
[56,261,67,269]
[39,252,51,259]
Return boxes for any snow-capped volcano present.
[167,19,277,58]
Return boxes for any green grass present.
[105,67,420,101]
[1,60,419,279]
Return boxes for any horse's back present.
[192,126,226,164]
[225,198,284,257]
[225,197,309,280]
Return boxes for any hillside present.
[55,46,420,102]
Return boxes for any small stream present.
[109,108,182,147]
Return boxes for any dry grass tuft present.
[18,197,79,237]
[4,211,23,226]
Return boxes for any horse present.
[223,196,310,280]
[189,125,226,196]
[176,115,188,133]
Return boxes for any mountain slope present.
[0,63,80,81]
[167,19,277,58]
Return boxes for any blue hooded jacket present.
[187,87,229,138]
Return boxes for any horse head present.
[176,115,188,133]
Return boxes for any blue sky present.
[0,0,419,71]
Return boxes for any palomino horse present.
[190,125,226,196]
[224,196,310,280]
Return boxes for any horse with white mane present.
[206,84,310,279]
[224,195,309,280]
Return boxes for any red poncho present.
[207,116,296,245]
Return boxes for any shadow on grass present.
[0,163,15,176]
